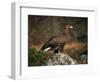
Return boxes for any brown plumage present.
[40,25,74,53]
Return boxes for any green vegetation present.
[28,48,47,66]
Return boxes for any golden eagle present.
[40,25,75,53]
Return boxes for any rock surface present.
[47,52,77,65]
